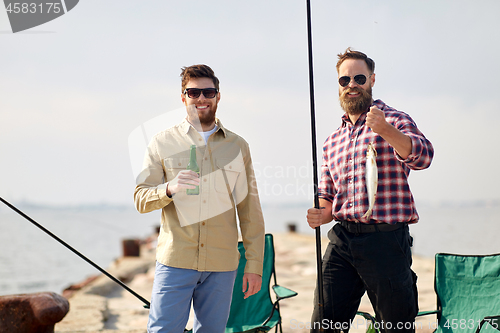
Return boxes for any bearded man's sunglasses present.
[183,88,218,99]
[338,74,372,87]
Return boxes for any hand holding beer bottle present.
[166,145,200,197]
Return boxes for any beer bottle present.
[186,145,200,195]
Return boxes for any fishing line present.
[0,196,151,309]
[305,0,325,327]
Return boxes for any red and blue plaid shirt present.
[319,99,434,225]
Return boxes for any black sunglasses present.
[183,88,218,99]
[338,74,372,87]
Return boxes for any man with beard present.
[135,64,265,333]
[306,49,434,332]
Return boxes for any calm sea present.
[1,201,499,296]
[0,204,156,296]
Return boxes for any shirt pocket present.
[214,158,245,194]
[163,158,189,181]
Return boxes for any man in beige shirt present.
[134,64,265,333]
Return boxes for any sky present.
[1,0,500,207]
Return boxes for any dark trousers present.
[311,223,418,333]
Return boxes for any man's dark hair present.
[336,48,375,74]
[180,64,220,92]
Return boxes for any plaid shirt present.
[319,100,434,224]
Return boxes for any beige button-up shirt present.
[134,118,265,275]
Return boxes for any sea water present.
[1,201,499,296]
[0,204,156,296]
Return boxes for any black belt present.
[338,220,405,234]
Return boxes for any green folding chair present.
[186,233,297,333]
[357,253,500,333]
[225,233,297,332]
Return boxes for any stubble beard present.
[339,86,373,116]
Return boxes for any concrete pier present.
[53,233,436,333]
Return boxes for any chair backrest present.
[435,253,500,333]
[225,234,280,333]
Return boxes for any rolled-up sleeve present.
[394,114,434,170]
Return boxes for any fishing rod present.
[305,0,325,328]
[0,196,151,309]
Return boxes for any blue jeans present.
[148,262,237,333]
[311,223,418,333]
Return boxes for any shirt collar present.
[341,111,368,127]
[180,117,227,137]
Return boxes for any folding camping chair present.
[186,233,297,333]
[357,253,500,333]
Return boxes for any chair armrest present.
[416,309,440,317]
[475,315,500,333]
[356,311,377,323]
[272,285,298,300]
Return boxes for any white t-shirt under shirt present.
[199,126,218,144]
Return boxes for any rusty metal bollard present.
[0,292,69,333]
[122,238,140,257]
[287,223,297,233]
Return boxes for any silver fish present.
[362,143,378,219]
